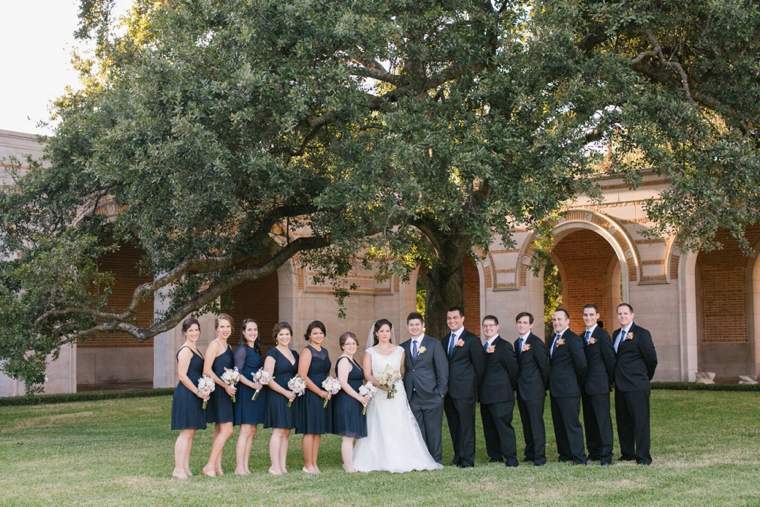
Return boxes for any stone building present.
[1,128,758,396]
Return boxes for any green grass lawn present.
[1,390,759,506]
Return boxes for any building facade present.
[2,129,758,396]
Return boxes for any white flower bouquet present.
[287,375,307,407]
[377,364,402,399]
[197,375,215,410]
[358,381,377,415]
[221,367,241,403]
[321,376,342,408]
[251,368,273,401]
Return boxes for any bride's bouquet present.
[358,381,377,415]
[287,375,307,407]
[197,375,215,410]
[251,368,273,401]
[221,367,241,403]
[377,364,402,399]
[321,376,342,408]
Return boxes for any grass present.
[1,391,759,506]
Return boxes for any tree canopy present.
[2,0,759,392]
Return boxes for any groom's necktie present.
[448,333,456,356]
[412,339,418,359]
[517,337,524,359]
[584,330,590,345]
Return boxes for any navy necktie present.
[517,337,524,358]
[448,333,456,356]
[412,339,418,359]
[483,340,490,354]
[551,333,561,357]
[584,330,590,345]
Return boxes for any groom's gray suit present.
[401,334,449,464]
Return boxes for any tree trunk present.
[423,233,470,340]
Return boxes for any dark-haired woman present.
[233,318,266,475]
[264,322,299,475]
[296,320,333,474]
[171,317,209,479]
[202,313,237,477]
[332,332,368,472]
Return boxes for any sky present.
[0,0,131,135]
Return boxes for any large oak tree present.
[1,0,758,391]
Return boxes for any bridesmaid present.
[202,313,237,477]
[233,318,266,475]
[263,321,299,475]
[170,317,209,479]
[332,332,368,473]
[296,320,333,474]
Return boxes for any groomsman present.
[580,304,616,465]
[442,306,485,468]
[613,303,658,465]
[401,312,449,464]
[478,315,519,467]
[513,312,550,466]
[548,308,588,465]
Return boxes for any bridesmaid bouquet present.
[287,375,307,407]
[321,376,342,408]
[377,365,402,399]
[197,375,215,409]
[221,367,241,403]
[358,382,377,415]
[251,368,273,401]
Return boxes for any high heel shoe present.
[184,469,192,477]
[201,468,216,477]
[302,467,316,474]
[268,467,282,475]
[215,467,224,476]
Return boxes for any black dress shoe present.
[636,461,651,466]
[534,461,545,467]
[488,458,503,463]
[450,461,460,467]
[460,464,474,468]
[523,457,534,463]
[600,461,612,466]
[618,456,636,462]
[558,458,571,463]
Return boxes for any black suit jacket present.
[514,333,550,401]
[581,326,616,395]
[478,336,519,404]
[442,328,485,399]
[401,334,449,401]
[548,329,587,398]
[613,323,658,392]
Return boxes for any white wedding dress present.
[353,346,443,472]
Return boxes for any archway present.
[77,242,154,391]
[695,226,760,380]
[550,229,623,331]
[222,267,280,352]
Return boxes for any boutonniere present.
[418,346,427,354]
[587,337,597,345]
[522,343,531,352]
[556,338,565,346]
[456,339,465,347]
[486,345,495,354]
[626,332,634,341]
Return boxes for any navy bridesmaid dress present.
[171,346,207,430]
[206,345,234,424]
[233,344,267,425]
[264,348,300,429]
[296,345,333,435]
[332,356,367,438]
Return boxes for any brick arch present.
[695,225,760,380]
[550,229,620,329]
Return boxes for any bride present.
[352,319,443,473]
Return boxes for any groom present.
[401,312,449,464]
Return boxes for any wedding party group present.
[170,302,658,479]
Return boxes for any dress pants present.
[615,388,652,465]
[444,395,476,466]
[550,395,587,464]
[582,392,613,463]
[517,396,546,465]
[409,391,444,464]
[481,401,518,466]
